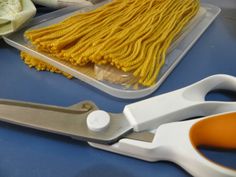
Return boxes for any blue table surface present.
[0,1,236,177]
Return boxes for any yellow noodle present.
[21,0,200,86]
[20,51,73,79]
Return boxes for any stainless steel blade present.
[0,99,132,144]
[123,131,154,142]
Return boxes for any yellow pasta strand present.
[21,51,73,79]
[21,0,199,86]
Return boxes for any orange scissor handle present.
[190,112,236,149]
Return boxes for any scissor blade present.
[124,131,155,142]
[0,99,132,145]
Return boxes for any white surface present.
[86,110,110,132]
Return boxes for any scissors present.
[0,74,235,177]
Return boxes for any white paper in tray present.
[4,3,221,99]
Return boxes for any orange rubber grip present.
[190,112,236,149]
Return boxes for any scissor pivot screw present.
[86,110,111,132]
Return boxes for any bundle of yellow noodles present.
[22,0,199,86]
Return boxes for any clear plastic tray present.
[3,2,221,99]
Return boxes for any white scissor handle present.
[90,112,236,177]
[156,112,236,177]
[124,74,236,131]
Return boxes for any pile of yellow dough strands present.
[21,0,199,86]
